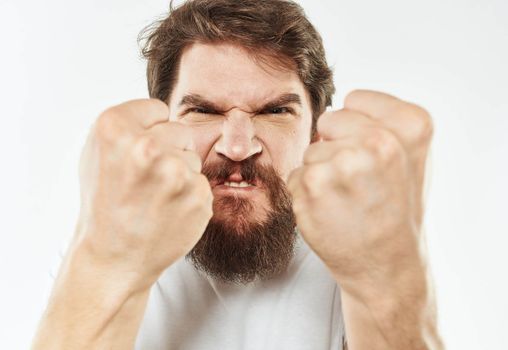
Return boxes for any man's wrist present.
[327,230,429,302]
[335,260,429,305]
[66,236,157,301]
[333,259,443,349]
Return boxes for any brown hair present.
[139,0,335,135]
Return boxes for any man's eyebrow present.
[259,93,302,111]
[179,94,223,112]
[178,93,302,112]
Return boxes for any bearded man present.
[32,0,444,349]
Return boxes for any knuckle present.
[316,111,335,134]
[131,135,161,169]
[95,108,124,143]
[398,103,434,144]
[158,156,189,195]
[332,148,372,180]
[301,166,316,191]
[146,98,170,116]
[165,155,187,176]
[301,164,329,195]
[331,149,354,176]
[365,129,403,163]
[344,89,363,107]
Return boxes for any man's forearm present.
[32,242,152,350]
[336,264,444,350]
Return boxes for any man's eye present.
[189,107,211,114]
[264,107,291,114]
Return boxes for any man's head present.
[140,0,334,284]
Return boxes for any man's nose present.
[214,110,262,162]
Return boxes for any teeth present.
[224,181,252,188]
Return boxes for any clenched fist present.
[31,99,214,349]
[73,98,213,291]
[288,90,433,297]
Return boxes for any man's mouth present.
[223,181,254,188]
[211,173,260,193]
[211,172,258,189]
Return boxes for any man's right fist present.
[73,99,213,291]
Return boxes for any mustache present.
[202,156,275,185]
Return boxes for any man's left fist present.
[287,90,433,295]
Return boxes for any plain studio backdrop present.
[1,0,506,348]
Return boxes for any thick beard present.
[186,157,297,285]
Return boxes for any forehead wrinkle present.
[226,106,256,114]
[211,83,293,110]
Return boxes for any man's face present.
[168,43,314,283]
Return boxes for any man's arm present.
[32,241,151,349]
[288,90,444,349]
[32,99,213,349]
[335,254,444,349]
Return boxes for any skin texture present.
[32,42,443,349]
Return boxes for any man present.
[32,0,444,349]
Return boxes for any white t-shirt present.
[134,232,346,349]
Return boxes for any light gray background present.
[1,0,506,348]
